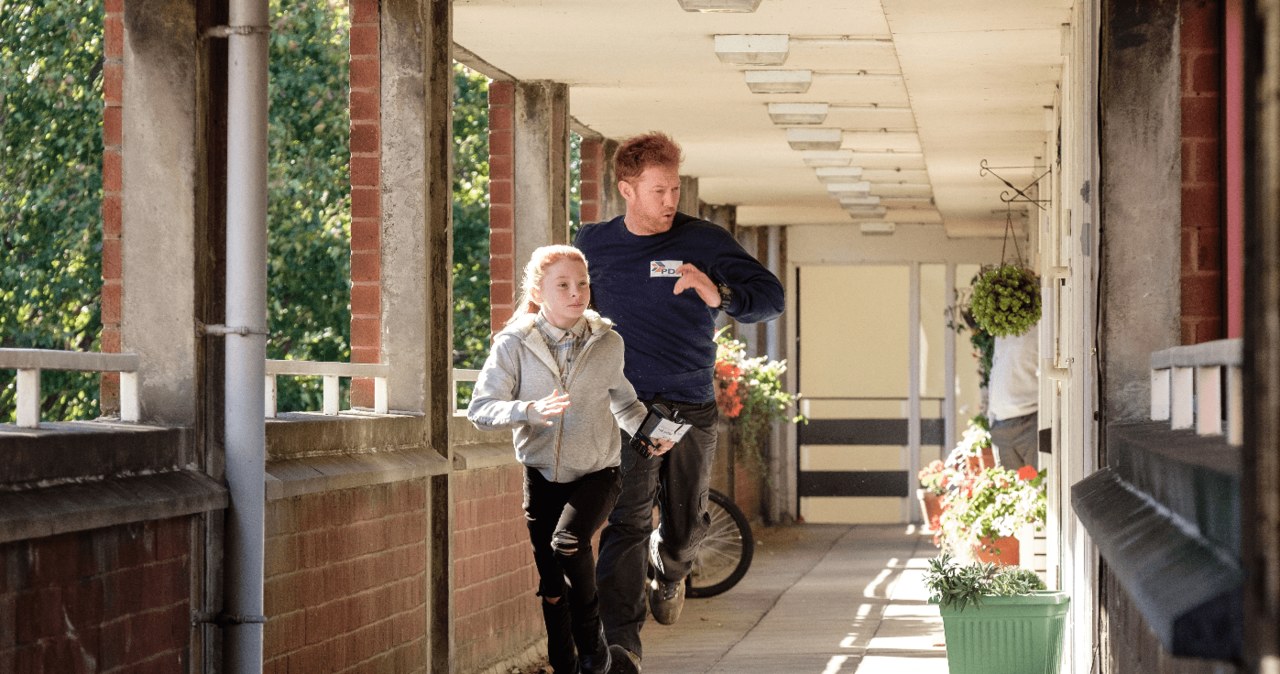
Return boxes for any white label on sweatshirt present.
[650,260,683,277]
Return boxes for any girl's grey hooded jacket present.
[467,309,648,483]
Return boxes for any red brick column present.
[350,0,381,406]
[579,136,605,225]
[1180,0,1224,344]
[488,81,516,331]
[99,0,125,413]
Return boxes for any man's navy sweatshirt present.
[574,213,785,403]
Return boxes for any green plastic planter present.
[936,591,1070,674]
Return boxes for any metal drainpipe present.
[223,0,269,670]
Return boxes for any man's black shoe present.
[647,576,686,625]
[607,645,641,673]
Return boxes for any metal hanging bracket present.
[980,159,1052,210]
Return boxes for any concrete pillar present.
[513,80,570,271]
[1099,0,1182,423]
[379,0,452,422]
[679,175,700,216]
[381,2,454,670]
[1243,0,1280,664]
[121,0,199,425]
[701,203,736,234]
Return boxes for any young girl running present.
[468,245,667,674]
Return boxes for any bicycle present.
[648,487,754,598]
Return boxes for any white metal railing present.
[265,360,389,417]
[0,348,140,429]
[1150,338,1242,445]
[452,368,480,412]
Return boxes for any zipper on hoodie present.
[551,332,600,482]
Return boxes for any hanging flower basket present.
[969,264,1041,337]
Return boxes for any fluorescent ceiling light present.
[842,206,888,217]
[825,180,872,193]
[838,195,881,206]
[785,127,842,151]
[801,150,853,167]
[859,221,896,235]
[815,166,864,183]
[745,70,812,94]
[679,0,763,12]
[767,102,829,125]
[715,34,789,65]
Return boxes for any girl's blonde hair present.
[507,244,589,326]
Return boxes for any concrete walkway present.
[637,524,949,673]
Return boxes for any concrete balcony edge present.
[1072,467,1242,660]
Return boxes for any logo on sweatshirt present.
[650,260,683,278]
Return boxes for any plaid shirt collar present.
[534,313,587,344]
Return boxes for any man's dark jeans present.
[597,398,719,658]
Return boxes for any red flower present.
[1016,465,1039,481]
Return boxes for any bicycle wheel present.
[687,488,754,598]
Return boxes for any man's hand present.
[648,438,676,457]
[527,389,570,426]
[673,263,721,308]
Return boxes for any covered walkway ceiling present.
[453,0,1071,237]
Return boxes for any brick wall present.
[349,0,382,407]
[488,81,517,330]
[100,0,125,413]
[451,464,540,672]
[1180,0,1224,344]
[262,481,429,672]
[579,137,605,225]
[0,517,195,672]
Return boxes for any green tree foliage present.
[266,0,352,411]
[1,1,506,420]
[452,64,490,377]
[0,0,105,422]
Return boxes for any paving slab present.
[638,524,949,673]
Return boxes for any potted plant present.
[947,415,996,474]
[969,264,1041,337]
[916,459,954,531]
[937,465,1047,563]
[926,553,1069,674]
[713,329,804,482]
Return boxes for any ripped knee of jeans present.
[551,529,581,557]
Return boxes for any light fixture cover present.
[767,102,829,125]
[785,127,842,151]
[842,206,889,217]
[815,166,864,183]
[801,150,854,167]
[745,70,812,94]
[838,194,881,206]
[679,0,763,12]
[858,221,896,235]
[824,180,872,193]
[715,34,790,65]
